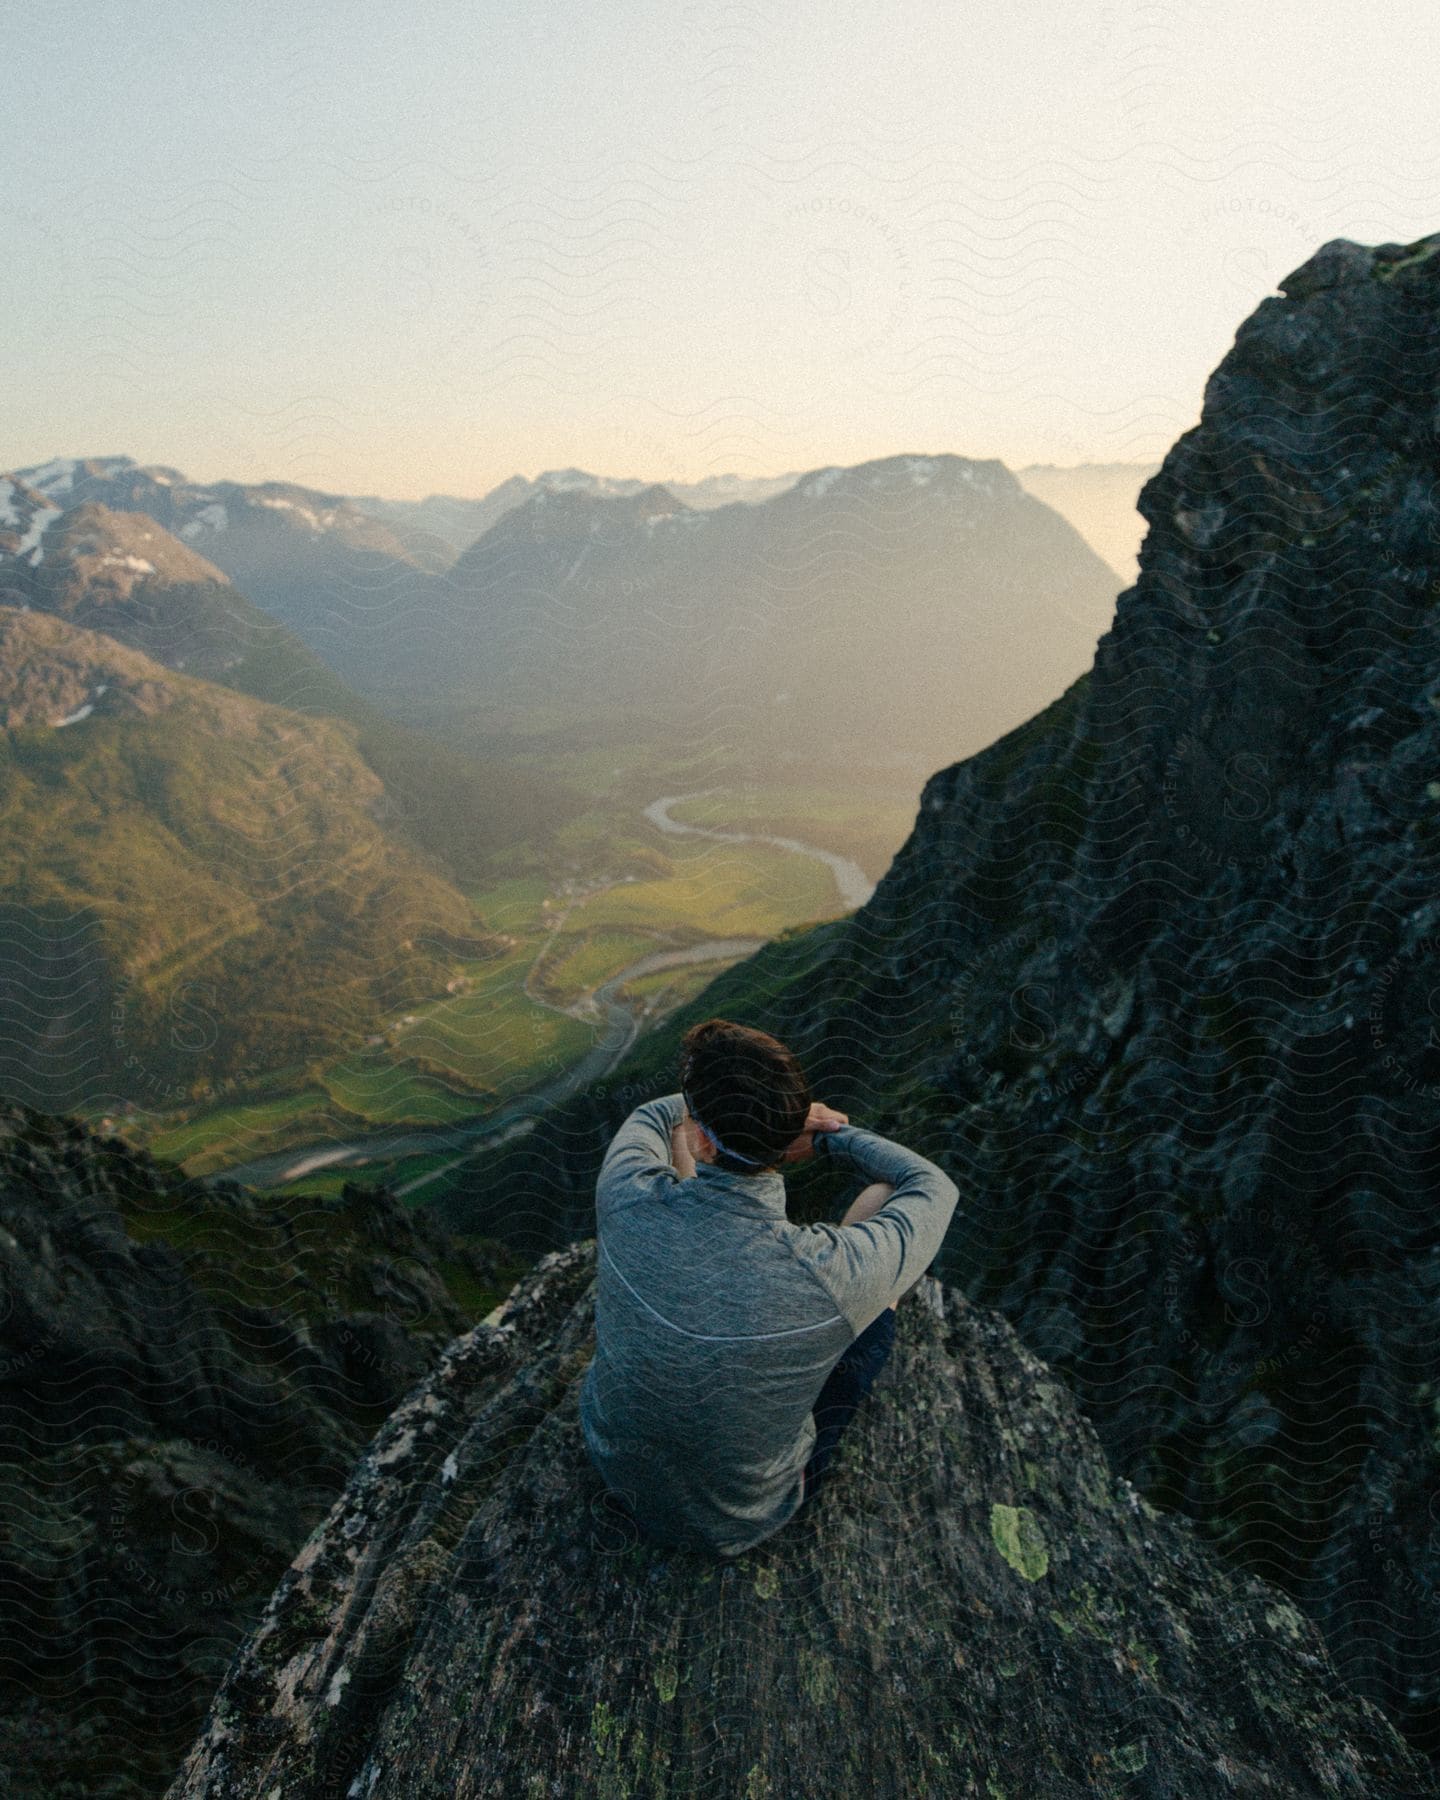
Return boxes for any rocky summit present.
[165,1241,1426,1800]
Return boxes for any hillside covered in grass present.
[0,492,582,885]
[0,609,512,1111]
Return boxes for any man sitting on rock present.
[579,1016,960,1558]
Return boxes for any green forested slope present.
[0,611,509,1108]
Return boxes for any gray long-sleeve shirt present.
[578,1092,960,1558]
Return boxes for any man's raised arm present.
[596,1091,685,1217]
[800,1122,960,1330]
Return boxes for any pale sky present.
[4,2,1437,499]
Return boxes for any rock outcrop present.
[439,230,1440,1769]
[166,1240,1427,1799]
[0,1103,522,1799]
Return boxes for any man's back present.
[579,1092,960,1557]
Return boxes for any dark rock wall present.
[0,1104,518,1798]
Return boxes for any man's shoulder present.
[597,1161,685,1215]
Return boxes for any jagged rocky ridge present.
[165,1239,1427,1799]
[437,231,1440,1768]
[0,1103,521,1799]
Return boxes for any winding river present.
[208,795,874,1192]
[642,791,875,912]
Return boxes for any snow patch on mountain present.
[0,478,63,564]
[18,457,78,497]
[252,495,346,531]
[179,503,229,539]
[16,455,139,498]
[97,553,156,575]
[18,503,62,563]
[534,468,644,498]
[50,681,110,728]
[800,467,845,499]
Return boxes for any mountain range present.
[354,453,1126,778]
[3,229,1438,1791]
[9,452,1142,780]
[349,465,809,559]
[0,485,578,872]
[0,442,1137,1110]
[351,460,1155,581]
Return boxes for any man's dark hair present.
[679,1017,813,1174]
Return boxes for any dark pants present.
[798,1305,897,1507]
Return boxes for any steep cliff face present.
[438,231,1440,1766]
[0,1104,521,1799]
[800,230,1440,1759]
[166,1240,1427,1799]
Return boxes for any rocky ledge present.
[166,1241,1425,1799]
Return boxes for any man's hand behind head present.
[778,1102,849,1163]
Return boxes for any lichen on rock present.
[988,1502,1049,1581]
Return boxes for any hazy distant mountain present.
[15,453,444,564]
[0,609,511,1110]
[1015,461,1162,585]
[350,467,806,560]
[11,455,450,648]
[346,477,534,564]
[389,452,1126,777]
[677,470,805,507]
[0,488,582,880]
